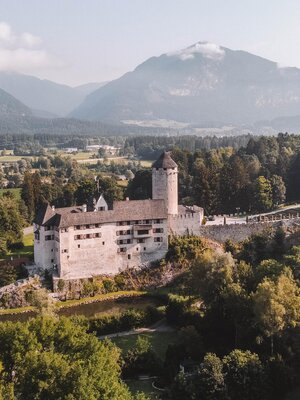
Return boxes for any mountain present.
[74,81,108,96]
[0,87,32,117]
[71,42,300,126]
[0,72,101,117]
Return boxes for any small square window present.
[144,247,146,251]
[102,241,105,245]
[128,254,131,260]
[78,244,80,248]
[51,259,54,263]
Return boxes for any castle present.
[33,152,204,280]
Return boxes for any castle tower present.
[152,151,178,215]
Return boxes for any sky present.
[0,0,299,86]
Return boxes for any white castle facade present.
[33,152,204,280]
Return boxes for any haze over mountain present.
[0,72,102,117]
[74,82,108,97]
[0,87,32,118]
[71,42,300,127]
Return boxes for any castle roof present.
[35,199,167,228]
[152,151,178,169]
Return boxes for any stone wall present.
[169,211,204,236]
[186,218,300,243]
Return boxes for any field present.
[0,155,32,162]
[112,331,178,358]
[0,232,34,262]
[0,188,22,199]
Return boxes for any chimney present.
[82,204,87,212]
[51,205,55,211]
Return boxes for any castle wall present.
[194,219,300,243]
[152,168,178,215]
[38,219,168,279]
[169,211,204,236]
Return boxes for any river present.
[0,296,160,323]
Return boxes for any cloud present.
[0,21,60,73]
[168,42,225,61]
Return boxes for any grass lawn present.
[139,160,153,168]
[1,232,34,262]
[0,188,21,199]
[117,180,128,187]
[0,155,31,162]
[60,151,97,160]
[112,331,178,359]
[127,379,161,400]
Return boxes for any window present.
[154,237,163,242]
[74,235,81,240]
[51,259,54,263]
[143,247,146,251]
[44,226,51,231]
[95,224,100,228]
[137,229,149,235]
[78,244,80,248]
[137,238,145,243]
[102,241,105,245]
[45,235,54,241]
[117,229,131,236]
[35,232,40,240]
[95,233,101,238]
[60,228,68,233]
[119,247,126,253]
[154,219,163,224]
[127,254,131,260]
[75,225,81,230]
[99,206,105,211]
[62,249,68,253]
[87,234,91,239]
[153,228,164,233]
[86,225,90,229]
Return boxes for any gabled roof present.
[34,199,168,228]
[33,204,55,225]
[152,151,178,169]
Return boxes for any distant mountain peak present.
[69,43,300,126]
[167,41,225,61]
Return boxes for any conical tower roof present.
[152,151,178,169]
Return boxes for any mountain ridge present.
[70,42,300,126]
[0,72,103,117]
